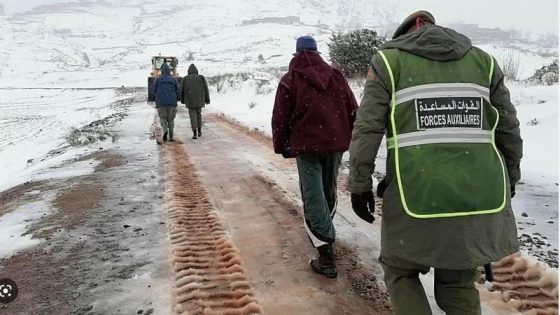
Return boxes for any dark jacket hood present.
[383,25,472,61]
[289,51,332,90]
[188,64,198,75]
[161,63,171,76]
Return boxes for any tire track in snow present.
[164,143,263,315]
[481,253,558,314]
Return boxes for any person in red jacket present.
[272,36,358,278]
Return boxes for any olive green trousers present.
[380,255,481,315]
[157,107,177,135]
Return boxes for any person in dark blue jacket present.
[153,62,180,143]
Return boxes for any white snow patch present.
[210,79,277,135]
[0,197,54,259]
[33,157,100,182]
[0,148,102,193]
[478,44,556,81]
[509,83,558,188]
[0,88,127,192]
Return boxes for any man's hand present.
[511,185,516,198]
[376,177,387,198]
[351,191,375,223]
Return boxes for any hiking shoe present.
[310,258,338,278]
[163,132,168,142]
[197,127,202,137]
[310,244,337,278]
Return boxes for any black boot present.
[192,129,197,139]
[169,129,174,142]
[197,127,202,138]
[163,132,168,142]
[310,244,337,278]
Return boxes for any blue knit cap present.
[296,36,317,52]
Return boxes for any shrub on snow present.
[528,60,559,85]
[328,29,386,78]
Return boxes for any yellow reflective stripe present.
[488,55,508,211]
[379,50,506,219]
[379,50,411,217]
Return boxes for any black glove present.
[376,177,387,198]
[351,191,375,223]
[511,185,516,198]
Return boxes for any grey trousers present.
[157,107,177,134]
[296,152,342,248]
[188,108,203,129]
[380,255,481,315]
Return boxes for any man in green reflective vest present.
[348,10,523,314]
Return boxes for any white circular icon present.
[0,279,18,303]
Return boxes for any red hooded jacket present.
[272,51,358,157]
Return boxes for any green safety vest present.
[379,48,507,218]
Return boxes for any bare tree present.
[499,50,520,81]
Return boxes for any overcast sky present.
[396,0,558,35]
[2,0,559,35]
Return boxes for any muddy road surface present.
[163,112,393,314]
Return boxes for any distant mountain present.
[0,0,396,88]
[448,22,558,49]
[0,0,555,88]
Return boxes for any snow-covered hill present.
[3,0,552,88]
[0,0,397,190]
[0,0,400,88]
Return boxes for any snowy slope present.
[0,0,399,190]
[0,0,384,190]
[0,0,397,88]
[0,87,130,191]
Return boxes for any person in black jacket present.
[181,64,210,139]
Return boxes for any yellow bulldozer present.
[147,55,182,102]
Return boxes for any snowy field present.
[0,88,132,191]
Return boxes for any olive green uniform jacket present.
[348,25,523,269]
